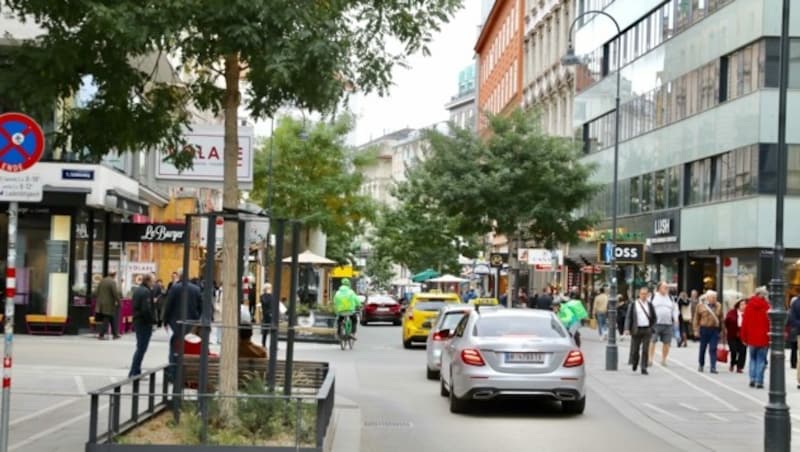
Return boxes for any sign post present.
[0,112,44,452]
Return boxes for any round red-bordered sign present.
[0,112,45,172]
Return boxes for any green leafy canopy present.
[411,109,599,247]
[250,113,375,265]
[0,0,463,167]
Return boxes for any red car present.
[361,294,402,325]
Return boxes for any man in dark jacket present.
[129,274,155,377]
[788,295,800,369]
[95,271,121,339]
[535,286,554,310]
[260,283,274,348]
[162,271,202,378]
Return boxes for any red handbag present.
[717,346,729,363]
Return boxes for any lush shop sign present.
[120,223,186,243]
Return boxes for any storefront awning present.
[43,185,91,194]
[106,189,149,216]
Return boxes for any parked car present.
[439,309,586,415]
[361,294,402,325]
[402,292,461,349]
[426,304,474,380]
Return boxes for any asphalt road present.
[296,323,678,452]
[8,322,798,451]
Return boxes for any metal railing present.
[86,362,335,451]
[88,364,171,444]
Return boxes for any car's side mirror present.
[439,329,452,338]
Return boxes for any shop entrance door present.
[686,257,718,294]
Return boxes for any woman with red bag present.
[740,287,771,389]
[724,299,747,373]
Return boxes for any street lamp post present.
[563,10,621,371]
[766,0,791,449]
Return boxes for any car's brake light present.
[563,350,584,368]
[366,304,377,311]
[460,348,485,366]
[408,313,414,321]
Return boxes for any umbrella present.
[282,249,337,266]
[411,268,439,283]
[427,274,469,283]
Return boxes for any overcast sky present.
[349,2,482,145]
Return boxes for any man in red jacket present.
[740,287,770,389]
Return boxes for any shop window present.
[668,165,681,208]
[641,172,653,213]
[629,176,640,215]
[654,169,667,210]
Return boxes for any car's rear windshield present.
[474,316,566,338]
[414,301,448,311]
[440,311,469,330]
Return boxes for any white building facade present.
[523,0,575,137]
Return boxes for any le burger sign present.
[121,223,186,243]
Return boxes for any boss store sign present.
[598,242,646,265]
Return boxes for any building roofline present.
[475,0,504,52]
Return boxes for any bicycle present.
[336,311,355,350]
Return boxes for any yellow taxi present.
[468,297,500,306]
[402,292,462,348]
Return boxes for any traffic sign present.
[0,112,45,173]
[0,172,43,202]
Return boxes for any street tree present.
[1,0,462,418]
[364,253,395,290]
[415,108,598,247]
[250,114,375,265]
[369,191,480,275]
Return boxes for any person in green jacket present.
[553,300,580,346]
[334,278,362,337]
[563,298,588,347]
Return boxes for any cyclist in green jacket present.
[334,278,362,338]
[553,300,580,345]
[563,298,588,347]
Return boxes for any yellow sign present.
[330,266,359,278]
[470,298,499,306]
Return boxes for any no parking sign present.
[0,112,45,172]
[0,113,45,202]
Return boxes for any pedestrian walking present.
[689,289,700,341]
[724,299,747,373]
[677,291,691,347]
[788,294,800,370]
[593,287,609,339]
[625,287,656,375]
[650,281,678,367]
[151,278,165,327]
[617,293,630,340]
[536,286,554,310]
[129,274,155,377]
[693,290,724,373]
[740,287,770,389]
[96,270,122,340]
[260,283,274,348]
[162,270,202,380]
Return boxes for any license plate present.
[377,307,390,312]
[505,352,544,363]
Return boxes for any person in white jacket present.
[649,281,679,366]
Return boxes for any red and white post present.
[0,201,17,451]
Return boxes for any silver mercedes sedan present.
[439,308,586,414]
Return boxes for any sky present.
[348,2,482,145]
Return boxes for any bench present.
[25,315,68,335]
[182,355,327,391]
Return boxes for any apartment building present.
[523,0,575,137]
[475,0,526,132]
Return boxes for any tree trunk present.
[220,52,241,421]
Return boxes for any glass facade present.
[577,0,734,93]
[580,38,789,155]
